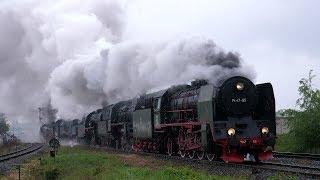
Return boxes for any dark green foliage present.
[43,167,60,180]
[275,134,299,152]
[0,113,9,135]
[281,70,320,153]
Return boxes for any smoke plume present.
[0,0,255,141]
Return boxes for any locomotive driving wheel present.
[132,144,138,152]
[178,129,186,158]
[167,138,173,156]
[179,150,186,158]
[196,151,205,160]
[206,152,215,161]
[188,151,195,159]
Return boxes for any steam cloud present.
[0,0,255,141]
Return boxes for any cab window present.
[153,98,161,110]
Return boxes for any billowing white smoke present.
[0,0,255,141]
[0,0,125,141]
[50,37,255,118]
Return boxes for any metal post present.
[15,137,17,152]
[18,165,21,180]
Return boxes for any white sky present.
[124,0,320,110]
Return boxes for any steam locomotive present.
[40,76,276,163]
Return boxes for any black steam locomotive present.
[40,76,276,163]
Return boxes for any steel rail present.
[0,144,43,162]
[0,144,33,158]
[273,151,320,161]
[259,161,320,177]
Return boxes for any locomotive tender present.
[41,76,276,163]
[40,118,85,143]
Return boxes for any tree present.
[0,113,10,136]
[282,70,320,152]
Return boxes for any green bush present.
[280,70,320,153]
[44,167,60,180]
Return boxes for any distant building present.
[276,113,290,135]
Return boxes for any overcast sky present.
[0,0,319,141]
[124,0,320,110]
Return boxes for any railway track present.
[273,151,320,161]
[259,161,320,178]
[0,144,33,159]
[85,145,320,179]
[150,152,320,179]
[0,143,44,172]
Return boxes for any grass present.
[275,134,297,152]
[267,172,298,180]
[12,147,240,180]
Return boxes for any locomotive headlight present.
[236,82,244,91]
[227,128,236,136]
[261,127,269,134]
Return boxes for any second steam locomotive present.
[41,76,276,163]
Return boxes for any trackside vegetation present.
[0,113,9,136]
[278,70,320,153]
[4,147,298,179]
[15,147,239,180]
